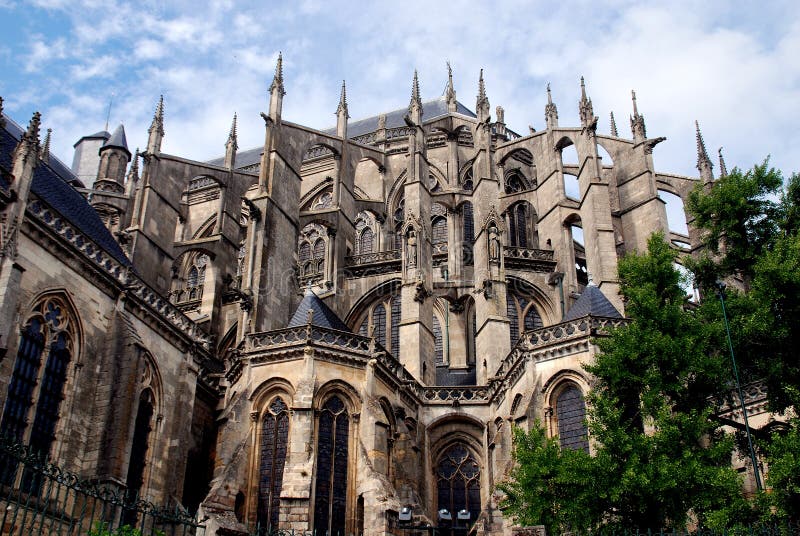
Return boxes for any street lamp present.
[715,280,763,491]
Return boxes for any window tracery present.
[436,444,481,523]
[171,252,209,308]
[258,397,289,530]
[462,202,474,265]
[298,223,329,284]
[355,211,379,255]
[553,383,589,452]
[1,295,77,479]
[356,292,401,356]
[313,395,350,536]
[506,289,543,346]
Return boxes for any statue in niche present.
[406,228,417,268]
[489,223,501,262]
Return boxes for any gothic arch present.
[193,214,218,239]
[344,278,401,327]
[541,370,590,452]
[300,178,334,211]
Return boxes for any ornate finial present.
[40,128,52,161]
[545,83,558,128]
[630,89,646,141]
[445,61,456,109]
[610,111,618,136]
[478,69,487,102]
[578,76,594,128]
[496,106,505,124]
[377,113,386,130]
[26,111,42,145]
[409,69,422,117]
[149,95,164,135]
[128,148,140,182]
[718,147,728,177]
[226,113,238,152]
[269,52,286,96]
[0,96,5,128]
[476,69,490,120]
[695,120,713,181]
[336,80,349,118]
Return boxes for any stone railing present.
[717,380,769,418]
[343,250,401,278]
[421,386,490,403]
[352,132,377,145]
[386,127,413,140]
[503,246,556,271]
[491,315,627,381]
[304,145,334,160]
[188,176,217,191]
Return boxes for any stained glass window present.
[515,204,528,248]
[432,218,447,246]
[506,293,519,347]
[314,396,349,536]
[556,385,589,452]
[390,296,401,356]
[433,315,443,366]
[359,228,374,255]
[505,171,525,194]
[122,389,154,525]
[1,320,45,444]
[436,444,481,524]
[372,304,387,347]
[523,307,543,331]
[462,202,474,265]
[258,397,289,530]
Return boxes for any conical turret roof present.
[564,283,622,320]
[287,287,351,332]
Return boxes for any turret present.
[695,120,714,184]
[268,52,285,122]
[98,124,131,186]
[224,113,238,169]
[545,83,558,129]
[476,69,490,123]
[445,62,457,113]
[408,69,422,124]
[336,80,349,139]
[147,95,164,155]
[630,90,646,144]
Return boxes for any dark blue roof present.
[206,96,477,169]
[564,283,623,321]
[288,288,351,332]
[1,112,130,266]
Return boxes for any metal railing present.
[0,437,205,536]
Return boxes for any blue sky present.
[1,0,799,183]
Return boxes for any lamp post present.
[715,281,763,491]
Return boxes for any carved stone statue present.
[406,228,417,267]
[489,223,501,262]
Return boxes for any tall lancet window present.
[462,201,474,265]
[436,444,481,524]
[314,396,350,536]
[122,388,155,526]
[1,296,76,492]
[258,397,290,530]
[298,223,329,284]
[555,384,589,452]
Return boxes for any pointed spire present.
[695,120,713,182]
[718,147,728,177]
[610,111,618,136]
[14,111,41,166]
[225,113,238,169]
[629,89,646,143]
[545,83,558,129]
[40,128,51,162]
[445,61,457,112]
[408,69,423,121]
[269,52,285,96]
[150,95,164,135]
[127,148,140,183]
[336,80,349,118]
[476,69,490,122]
[0,96,5,129]
[578,76,594,129]
[25,111,41,146]
[228,113,238,147]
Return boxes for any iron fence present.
[0,436,205,536]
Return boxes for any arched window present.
[462,202,474,265]
[431,203,448,255]
[462,166,474,192]
[172,253,209,306]
[504,170,526,194]
[358,228,374,255]
[554,384,589,452]
[1,296,76,476]
[506,288,543,346]
[433,315,444,366]
[122,389,155,524]
[311,190,333,210]
[314,396,350,536]
[298,224,329,284]
[258,397,289,530]
[356,291,401,356]
[436,444,481,524]
[355,212,378,255]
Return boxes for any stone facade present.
[0,61,759,536]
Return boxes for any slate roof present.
[102,124,130,157]
[206,96,477,169]
[564,283,623,321]
[1,112,130,266]
[287,287,351,332]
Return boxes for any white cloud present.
[69,54,119,80]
